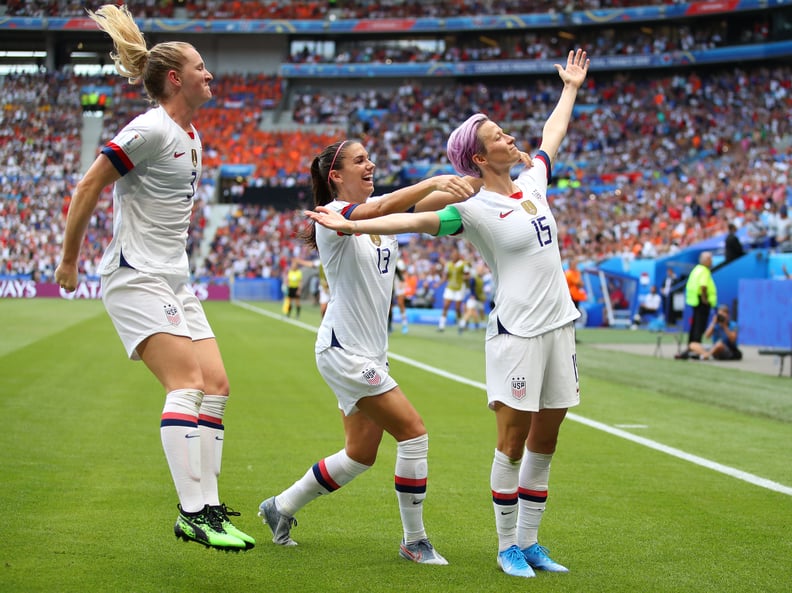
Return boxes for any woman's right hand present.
[430,174,478,200]
[54,262,79,292]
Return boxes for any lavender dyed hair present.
[446,113,489,177]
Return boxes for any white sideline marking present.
[233,301,792,497]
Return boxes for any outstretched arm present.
[348,174,477,219]
[413,175,483,212]
[306,206,442,236]
[539,49,589,164]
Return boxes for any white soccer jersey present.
[98,106,202,278]
[315,198,398,356]
[452,152,579,338]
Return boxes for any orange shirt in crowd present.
[565,266,586,304]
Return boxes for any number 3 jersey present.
[98,106,202,278]
[315,198,398,357]
[448,152,579,339]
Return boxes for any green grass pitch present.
[1,298,790,592]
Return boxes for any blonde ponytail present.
[88,4,193,103]
[87,4,149,84]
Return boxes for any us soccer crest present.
[362,367,382,386]
[163,303,181,326]
[521,200,537,215]
[511,376,527,400]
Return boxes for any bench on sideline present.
[757,348,792,377]
[648,317,685,358]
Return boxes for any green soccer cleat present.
[174,505,247,551]
[209,504,256,550]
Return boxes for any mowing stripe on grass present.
[233,300,792,497]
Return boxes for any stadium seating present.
[1,1,790,295]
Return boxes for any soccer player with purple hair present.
[306,49,590,578]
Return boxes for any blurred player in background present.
[282,258,303,318]
[462,262,488,331]
[391,256,409,334]
[54,4,254,551]
[437,247,469,332]
[258,138,479,564]
[306,49,590,578]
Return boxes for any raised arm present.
[539,49,589,164]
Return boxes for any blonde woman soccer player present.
[307,49,590,578]
[54,4,254,550]
[258,139,478,564]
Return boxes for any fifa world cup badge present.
[370,234,381,246]
[521,200,537,215]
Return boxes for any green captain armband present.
[435,205,463,237]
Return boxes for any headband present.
[327,140,348,187]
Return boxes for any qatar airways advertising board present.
[0,279,230,301]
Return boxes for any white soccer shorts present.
[316,346,398,416]
[485,322,580,412]
[102,267,214,360]
[442,287,466,302]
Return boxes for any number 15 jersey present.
[442,151,579,339]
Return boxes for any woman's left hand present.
[305,207,354,233]
[555,48,589,88]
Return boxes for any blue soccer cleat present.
[521,543,569,572]
[497,544,535,578]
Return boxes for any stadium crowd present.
[3,1,691,20]
[289,15,769,65]
[2,59,790,285]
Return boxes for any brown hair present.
[88,4,192,103]
[302,140,360,249]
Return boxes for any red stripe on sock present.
[394,476,427,488]
[492,490,519,503]
[318,459,341,491]
[519,488,548,498]
[198,413,223,425]
[161,412,197,423]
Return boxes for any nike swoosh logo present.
[215,436,224,441]
[500,510,515,515]
[499,210,515,218]
[174,151,185,158]
[412,500,423,505]
[185,434,200,438]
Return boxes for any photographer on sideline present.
[687,304,742,361]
